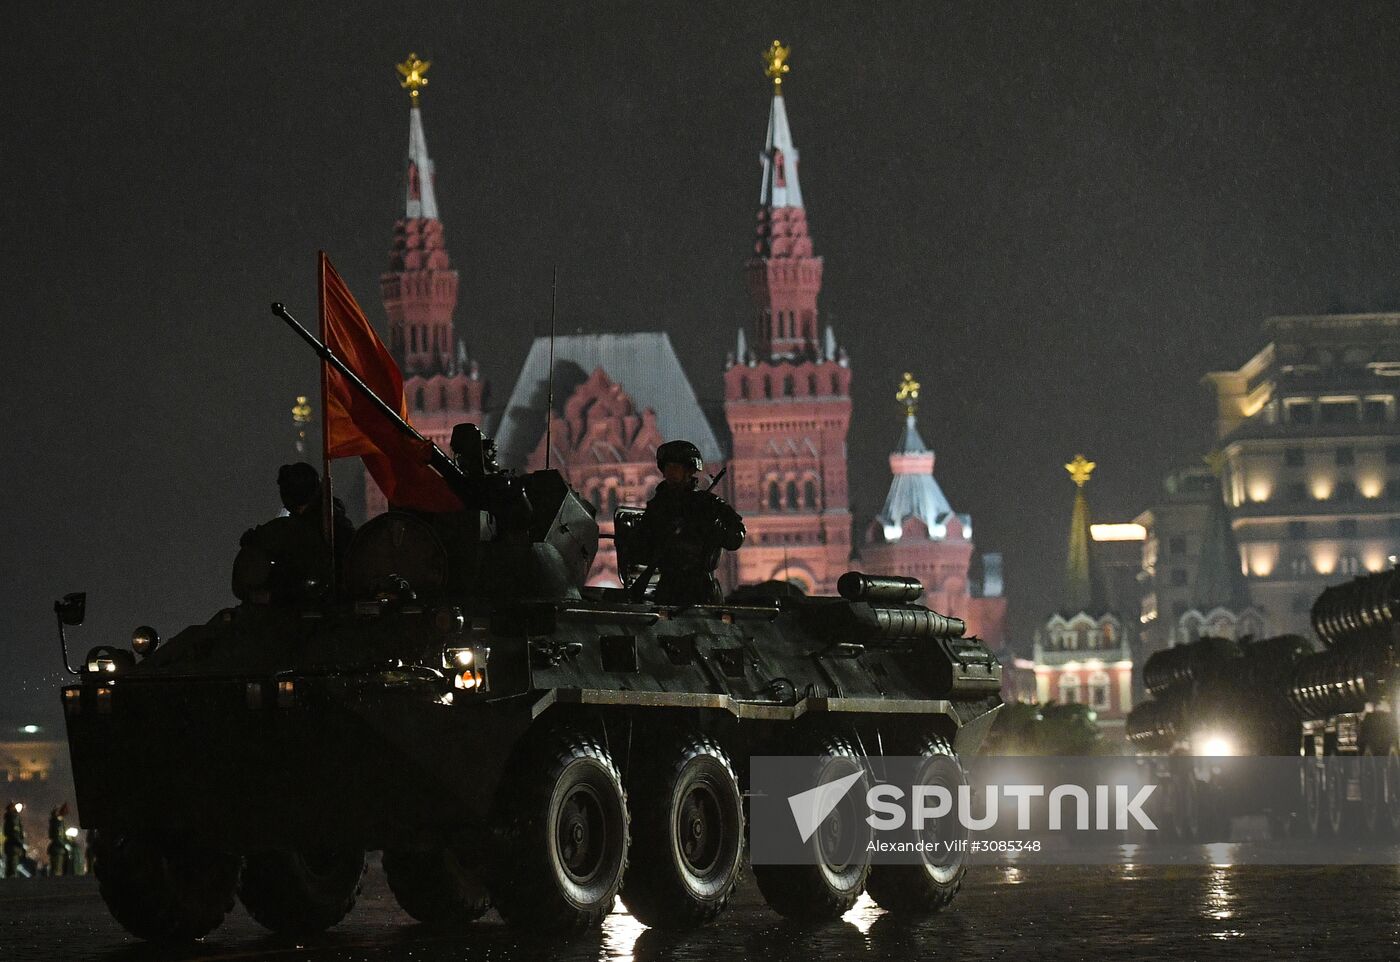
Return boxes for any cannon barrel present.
[1311,568,1400,648]
[838,572,924,604]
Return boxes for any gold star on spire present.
[896,372,920,417]
[397,53,431,104]
[763,40,791,92]
[1065,454,1096,488]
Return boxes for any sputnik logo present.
[787,770,865,843]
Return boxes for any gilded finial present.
[397,53,431,104]
[292,395,313,456]
[896,372,920,417]
[1065,454,1096,488]
[763,40,791,92]
[1203,449,1227,477]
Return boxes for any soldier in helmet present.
[634,440,745,605]
[237,463,355,601]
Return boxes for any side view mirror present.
[55,593,86,627]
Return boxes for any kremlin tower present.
[367,54,486,515]
[722,42,853,594]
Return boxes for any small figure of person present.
[46,804,70,877]
[3,802,27,878]
[634,440,745,605]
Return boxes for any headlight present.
[1199,734,1236,757]
[131,625,160,657]
[64,827,79,839]
[445,646,490,693]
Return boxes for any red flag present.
[319,252,462,512]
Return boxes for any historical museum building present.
[364,49,1007,652]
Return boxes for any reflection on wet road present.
[5,854,1400,961]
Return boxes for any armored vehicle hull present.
[61,498,1001,940]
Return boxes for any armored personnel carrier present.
[1289,568,1400,837]
[57,379,1001,941]
[1126,633,1310,840]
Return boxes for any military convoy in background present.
[1128,567,1400,840]
[56,444,1002,942]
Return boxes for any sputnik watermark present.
[864,783,1158,832]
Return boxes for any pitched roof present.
[491,332,724,471]
[404,104,439,219]
[874,414,967,541]
[760,91,803,209]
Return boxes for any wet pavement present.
[3,855,1399,962]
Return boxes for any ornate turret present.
[745,41,825,359]
[366,54,486,516]
[873,374,967,542]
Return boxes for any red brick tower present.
[723,43,852,594]
[367,55,487,516]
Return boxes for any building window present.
[1287,402,1315,425]
[1170,569,1188,587]
[1087,672,1111,711]
[1363,399,1389,423]
[1335,481,1357,502]
[1387,445,1400,465]
[1168,536,1186,556]
[785,480,799,510]
[1389,480,1400,501]
[1339,519,1358,538]
[1284,447,1305,467]
[605,487,619,518]
[740,378,750,400]
[830,373,841,395]
[1287,482,1309,502]
[803,479,818,510]
[1289,520,1308,540]
[1321,400,1360,425]
[783,375,794,397]
[1389,517,1400,535]
[767,481,781,511]
[808,374,818,395]
[1336,447,1355,466]
[1059,676,1080,705]
[415,389,425,410]
[410,327,418,352]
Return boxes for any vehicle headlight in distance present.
[1199,734,1236,757]
[445,646,490,692]
[131,625,160,657]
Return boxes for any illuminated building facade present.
[1032,456,1133,731]
[1205,313,1400,634]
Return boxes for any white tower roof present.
[405,106,439,219]
[760,92,803,209]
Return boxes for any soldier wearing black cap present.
[634,440,745,605]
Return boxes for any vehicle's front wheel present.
[93,833,240,943]
[752,730,872,922]
[383,847,491,925]
[866,736,967,915]
[621,734,744,929]
[238,847,366,935]
[490,728,630,932]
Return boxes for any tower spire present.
[1063,454,1103,613]
[1193,451,1252,612]
[396,53,439,220]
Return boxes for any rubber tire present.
[866,736,967,916]
[621,734,744,929]
[1325,757,1357,838]
[92,833,239,944]
[1302,761,1327,838]
[753,731,872,922]
[383,847,491,925]
[238,848,366,935]
[490,729,630,933]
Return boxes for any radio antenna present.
[544,265,558,469]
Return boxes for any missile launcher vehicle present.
[1289,568,1400,838]
[1126,633,1310,840]
[56,317,1002,942]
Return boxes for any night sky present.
[6,2,1400,724]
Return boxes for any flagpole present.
[544,265,557,470]
[317,251,336,596]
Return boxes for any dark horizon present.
[7,1,1400,723]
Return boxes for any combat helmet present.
[656,440,703,473]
